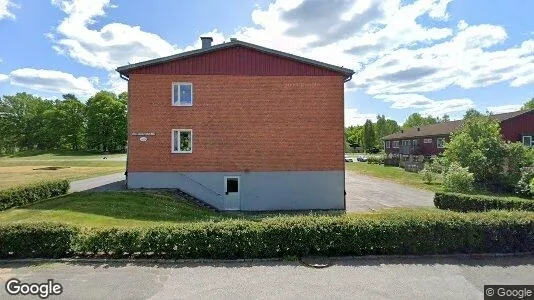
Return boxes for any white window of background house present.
[523,136,533,147]
[423,138,433,144]
[385,141,391,148]
[402,140,411,146]
[172,129,193,153]
[437,137,446,148]
[412,139,419,146]
[172,82,193,106]
[392,141,399,148]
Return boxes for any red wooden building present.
[383,109,534,156]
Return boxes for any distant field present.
[0,151,126,189]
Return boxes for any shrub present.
[0,223,78,258]
[367,155,385,164]
[419,167,435,184]
[70,212,534,257]
[0,180,70,211]
[443,162,474,193]
[502,143,534,190]
[434,192,534,212]
[516,167,534,198]
[3,212,534,258]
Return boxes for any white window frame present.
[171,129,193,153]
[392,141,399,148]
[171,82,193,106]
[523,135,533,147]
[385,141,391,148]
[437,137,446,149]
[423,138,433,144]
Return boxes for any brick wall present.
[128,74,345,172]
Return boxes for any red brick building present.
[117,37,354,211]
[383,109,534,156]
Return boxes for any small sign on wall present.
[132,132,155,136]
[139,137,148,142]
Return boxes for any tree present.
[522,97,534,110]
[362,120,376,152]
[56,94,86,150]
[345,126,363,151]
[403,113,437,128]
[384,119,400,136]
[86,91,127,152]
[444,113,507,190]
[375,114,387,139]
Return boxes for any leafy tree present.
[86,91,127,152]
[403,113,437,128]
[362,120,376,152]
[384,119,400,136]
[345,126,363,151]
[375,114,387,139]
[444,113,505,189]
[522,97,534,110]
[439,114,450,123]
[57,94,86,150]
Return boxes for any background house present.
[117,37,354,211]
[383,109,534,157]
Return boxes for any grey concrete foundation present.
[127,171,344,211]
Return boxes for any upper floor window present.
[172,129,193,153]
[392,141,399,148]
[172,83,193,106]
[523,135,533,147]
[412,139,419,146]
[385,141,391,148]
[423,138,433,144]
[437,137,446,148]
[402,140,411,146]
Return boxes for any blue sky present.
[0,0,532,126]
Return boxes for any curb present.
[1,252,532,265]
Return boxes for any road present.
[345,171,434,211]
[0,256,532,299]
[69,173,125,193]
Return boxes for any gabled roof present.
[116,39,354,79]
[383,109,532,140]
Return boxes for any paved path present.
[1,256,532,299]
[345,171,434,211]
[69,173,125,193]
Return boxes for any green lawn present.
[0,192,229,227]
[346,162,444,193]
[0,151,126,189]
[0,191,447,228]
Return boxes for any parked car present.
[357,155,368,162]
[344,154,354,162]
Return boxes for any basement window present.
[437,137,446,149]
[172,83,193,106]
[172,129,193,153]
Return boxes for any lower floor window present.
[523,135,532,147]
[437,137,445,148]
[172,129,192,153]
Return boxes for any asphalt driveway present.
[345,171,434,211]
[69,173,125,193]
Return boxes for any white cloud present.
[51,0,179,70]
[104,72,126,94]
[46,0,534,113]
[487,104,522,114]
[376,93,475,116]
[0,0,16,20]
[9,68,97,97]
[0,73,8,82]
[345,108,377,126]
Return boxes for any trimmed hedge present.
[0,180,70,211]
[2,211,534,258]
[434,192,534,212]
[0,223,78,258]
